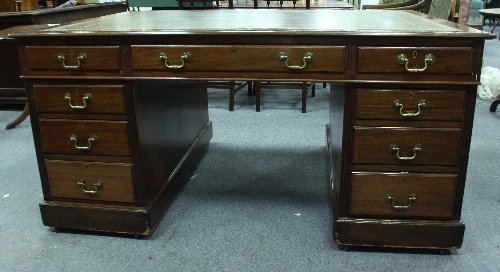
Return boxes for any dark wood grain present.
[46,160,135,203]
[26,46,121,71]
[349,172,457,218]
[355,89,466,121]
[34,84,125,114]
[352,126,462,166]
[335,218,465,249]
[38,119,130,155]
[131,45,346,72]
[357,47,473,74]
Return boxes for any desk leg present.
[5,103,29,130]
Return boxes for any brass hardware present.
[386,193,417,209]
[69,134,97,151]
[397,53,434,72]
[278,51,313,70]
[77,180,103,195]
[393,99,427,117]
[159,52,191,70]
[390,143,422,160]
[64,93,92,110]
[57,53,87,69]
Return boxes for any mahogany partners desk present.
[11,10,492,250]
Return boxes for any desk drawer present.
[352,126,461,166]
[26,46,121,71]
[34,85,125,114]
[131,45,345,72]
[39,119,129,155]
[357,47,473,74]
[355,89,465,121]
[46,160,134,203]
[349,172,457,218]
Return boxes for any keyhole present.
[412,51,418,59]
[409,92,413,100]
[69,49,74,56]
[231,47,237,56]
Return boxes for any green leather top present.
[14,9,493,38]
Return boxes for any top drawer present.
[357,47,473,74]
[26,46,121,71]
[131,45,346,73]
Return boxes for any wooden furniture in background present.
[362,0,431,13]
[12,10,492,250]
[0,2,128,129]
[0,0,39,12]
[479,8,500,38]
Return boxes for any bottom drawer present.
[45,160,134,203]
[349,172,457,218]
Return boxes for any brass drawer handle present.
[397,53,434,73]
[64,92,92,110]
[278,51,313,70]
[390,143,422,160]
[159,52,191,70]
[393,99,427,117]
[69,134,98,151]
[57,53,87,69]
[386,193,417,209]
[77,180,103,195]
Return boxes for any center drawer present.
[349,172,457,218]
[131,45,346,73]
[39,119,130,156]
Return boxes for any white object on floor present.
[478,66,500,101]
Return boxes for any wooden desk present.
[12,10,492,249]
[479,8,500,37]
[0,2,127,129]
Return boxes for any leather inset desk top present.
[27,10,485,37]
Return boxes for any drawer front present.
[349,172,457,218]
[39,119,129,155]
[46,160,134,203]
[357,47,473,74]
[131,45,346,72]
[34,85,125,114]
[355,89,465,121]
[352,127,461,166]
[26,46,121,71]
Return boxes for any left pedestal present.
[27,79,211,236]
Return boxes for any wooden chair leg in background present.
[490,99,500,112]
[5,103,29,130]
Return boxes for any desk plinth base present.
[39,121,212,237]
[334,218,465,250]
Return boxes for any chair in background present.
[363,0,455,21]
[362,0,431,13]
[177,0,234,9]
[253,0,310,8]
[255,81,315,113]
[490,98,500,112]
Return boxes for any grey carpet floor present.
[0,31,499,272]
